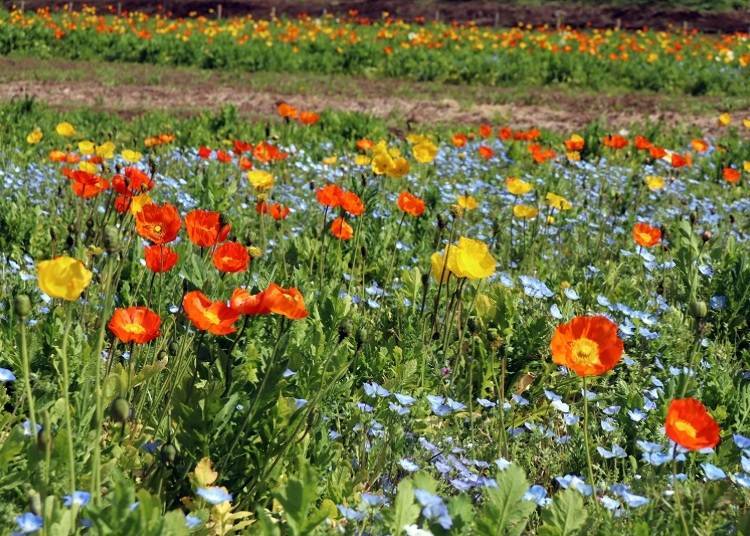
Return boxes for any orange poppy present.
[198,146,212,159]
[68,170,109,199]
[185,209,231,248]
[723,167,741,184]
[183,290,240,335]
[144,245,179,273]
[316,184,344,208]
[262,283,308,320]
[564,135,585,152]
[230,287,271,316]
[498,127,513,141]
[341,191,365,217]
[298,111,320,125]
[665,398,720,451]
[112,167,153,194]
[670,153,691,168]
[603,134,628,149]
[277,102,298,119]
[233,140,253,154]
[452,133,468,148]
[108,306,161,344]
[478,124,492,138]
[550,315,624,377]
[649,146,667,159]
[397,191,425,217]
[212,242,250,273]
[691,139,709,153]
[269,203,291,220]
[135,203,182,245]
[478,146,494,160]
[215,150,232,164]
[633,135,653,151]
[632,222,662,248]
[253,141,287,163]
[330,217,353,240]
[356,138,374,152]
[49,150,67,162]
[114,194,131,214]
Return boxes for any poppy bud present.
[308,181,315,191]
[14,294,32,318]
[431,331,441,341]
[467,317,479,335]
[355,327,367,349]
[338,321,352,342]
[161,443,177,465]
[360,245,367,259]
[110,397,130,423]
[66,235,75,250]
[689,212,697,226]
[102,225,120,253]
[701,230,712,242]
[436,214,447,230]
[28,490,42,516]
[50,229,57,241]
[420,271,430,287]
[157,350,169,363]
[689,300,708,319]
[86,217,95,229]
[67,223,76,235]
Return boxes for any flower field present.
[1,5,750,536]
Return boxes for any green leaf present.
[385,479,420,535]
[475,465,535,536]
[538,489,587,536]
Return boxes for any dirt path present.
[1,57,747,135]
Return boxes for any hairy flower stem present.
[428,216,457,341]
[383,213,406,296]
[582,376,597,502]
[672,449,690,535]
[18,321,37,446]
[60,304,76,492]
[91,258,116,503]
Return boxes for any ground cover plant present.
[0,7,750,536]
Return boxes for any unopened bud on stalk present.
[436,214,447,230]
[14,294,32,318]
[110,398,130,423]
[161,443,177,465]
[689,300,708,319]
[102,225,120,253]
[467,317,479,335]
[355,327,367,349]
[701,230,712,242]
[28,490,42,516]
[338,321,352,342]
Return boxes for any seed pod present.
[110,397,130,423]
[14,294,32,318]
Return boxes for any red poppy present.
[215,150,232,164]
[239,157,253,170]
[262,283,308,320]
[212,241,250,273]
[340,191,365,217]
[330,217,353,240]
[478,124,492,138]
[478,146,494,160]
[135,203,182,245]
[723,167,741,184]
[256,201,269,215]
[316,184,344,208]
[68,170,109,199]
[230,287,271,316]
[498,127,513,141]
[649,146,667,159]
[277,102,298,119]
[670,153,691,168]
[114,194,131,214]
[108,306,161,344]
[452,133,468,148]
[233,140,253,154]
[144,245,179,273]
[632,222,662,248]
[603,134,628,149]
[397,191,425,217]
[198,146,212,159]
[665,398,720,451]
[182,290,240,335]
[530,145,556,164]
[185,209,231,248]
[550,316,623,377]
[298,111,320,125]
[253,141,287,163]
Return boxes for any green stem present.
[60,304,76,492]
[582,376,596,500]
[19,321,37,442]
[672,448,690,535]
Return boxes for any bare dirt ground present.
[1,57,747,134]
[7,0,750,32]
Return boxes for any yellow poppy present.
[96,141,116,159]
[78,140,95,155]
[247,170,275,190]
[718,113,732,126]
[456,195,478,210]
[545,192,572,210]
[513,204,538,219]
[412,141,438,164]
[56,122,76,137]
[505,177,533,196]
[26,128,43,145]
[130,193,152,216]
[645,175,666,191]
[121,149,143,163]
[37,256,92,301]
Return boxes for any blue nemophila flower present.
[196,487,232,504]
[63,491,91,508]
[555,475,592,496]
[185,514,202,529]
[357,402,374,413]
[511,394,529,406]
[701,463,726,481]
[600,496,622,511]
[337,505,366,521]
[597,444,627,459]
[610,484,649,507]
[523,485,550,506]
[733,473,750,488]
[563,287,580,300]
[294,399,308,409]
[519,276,554,298]
[22,420,42,437]
[495,458,511,470]
[394,393,416,406]
[550,303,563,319]
[282,368,296,378]
[15,512,43,534]
[734,434,750,449]
[476,398,496,408]
[414,489,452,530]
[709,295,727,310]
[361,492,387,507]
[427,395,465,416]
[363,381,390,398]
[0,367,16,382]
[389,402,410,415]
[399,459,419,472]
[603,405,621,416]
[742,456,750,473]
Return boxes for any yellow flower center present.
[123,322,146,335]
[636,231,651,243]
[570,337,600,365]
[204,310,221,325]
[154,224,162,233]
[673,419,697,440]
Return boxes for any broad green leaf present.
[475,465,535,536]
[538,489,587,536]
